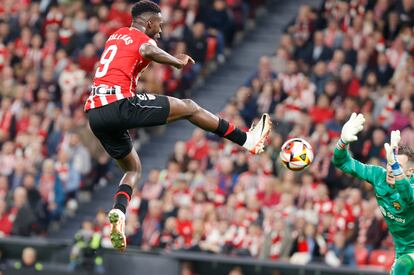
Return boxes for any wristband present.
[336,139,347,150]
[391,162,403,176]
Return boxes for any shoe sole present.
[250,113,272,154]
[108,211,126,252]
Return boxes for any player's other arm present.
[385,130,414,203]
[332,113,384,184]
[140,42,195,69]
[332,146,385,184]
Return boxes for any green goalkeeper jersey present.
[333,147,414,257]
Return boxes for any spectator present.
[354,50,370,82]
[159,217,178,250]
[287,4,315,46]
[325,232,356,267]
[310,61,332,96]
[390,98,412,131]
[289,222,327,264]
[375,53,394,86]
[397,0,414,25]
[184,22,207,66]
[141,169,163,201]
[13,247,43,272]
[10,187,36,236]
[170,141,191,172]
[180,261,198,275]
[323,19,343,49]
[383,11,401,43]
[361,128,386,162]
[337,64,360,98]
[303,31,333,66]
[0,200,12,237]
[21,174,47,234]
[139,200,162,249]
[270,47,290,74]
[186,129,209,162]
[38,158,64,224]
[228,266,243,275]
[204,0,235,47]
[69,219,104,274]
[77,43,99,76]
[94,209,111,248]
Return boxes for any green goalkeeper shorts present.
[391,254,414,275]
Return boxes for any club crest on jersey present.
[393,201,401,210]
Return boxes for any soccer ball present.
[279,138,314,171]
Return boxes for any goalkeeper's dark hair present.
[398,145,414,163]
[131,0,161,19]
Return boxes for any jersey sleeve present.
[395,175,414,204]
[332,147,385,185]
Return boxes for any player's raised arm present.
[384,130,414,203]
[332,113,385,184]
[140,42,195,69]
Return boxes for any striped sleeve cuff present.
[336,139,347,150]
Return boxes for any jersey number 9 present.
[95,45,118,78]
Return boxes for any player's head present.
[386,145,414,185]
[131,0,163,39]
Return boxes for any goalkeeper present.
[332,113,414,275]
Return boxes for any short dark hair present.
[398,145,414,163]
[131,0,161,18]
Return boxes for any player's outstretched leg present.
[108,150,142,252]
[167,97,272,154]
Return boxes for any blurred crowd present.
[0,0,262,237]
[86,0,414,271]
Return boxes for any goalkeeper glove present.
[337,113,365,149]
[384,130,402,176]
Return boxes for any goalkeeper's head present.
[386,145,414,185]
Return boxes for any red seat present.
[355,246,369,266]
[368,249,395,271]
[205,37,217,62]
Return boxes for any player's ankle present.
[113,184,132,214]
[242,132,254,149]
[114,204,127,214]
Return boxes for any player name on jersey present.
[107,33,134,45]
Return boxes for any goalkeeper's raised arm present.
[384,130,414,204]
[332,113,385,185]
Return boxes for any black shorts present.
[87,93,170,159]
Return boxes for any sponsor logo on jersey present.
[379,205,406,224]
[107,34,134,45]
[379,205,386,216]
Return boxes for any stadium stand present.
[81,0,413,271]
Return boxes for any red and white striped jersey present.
[84,27,154,111]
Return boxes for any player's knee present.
[120,153,142,173]
[128,159,142,174]
[123,171,141,187]
[393,255,414,275]
[182,99,200,115]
